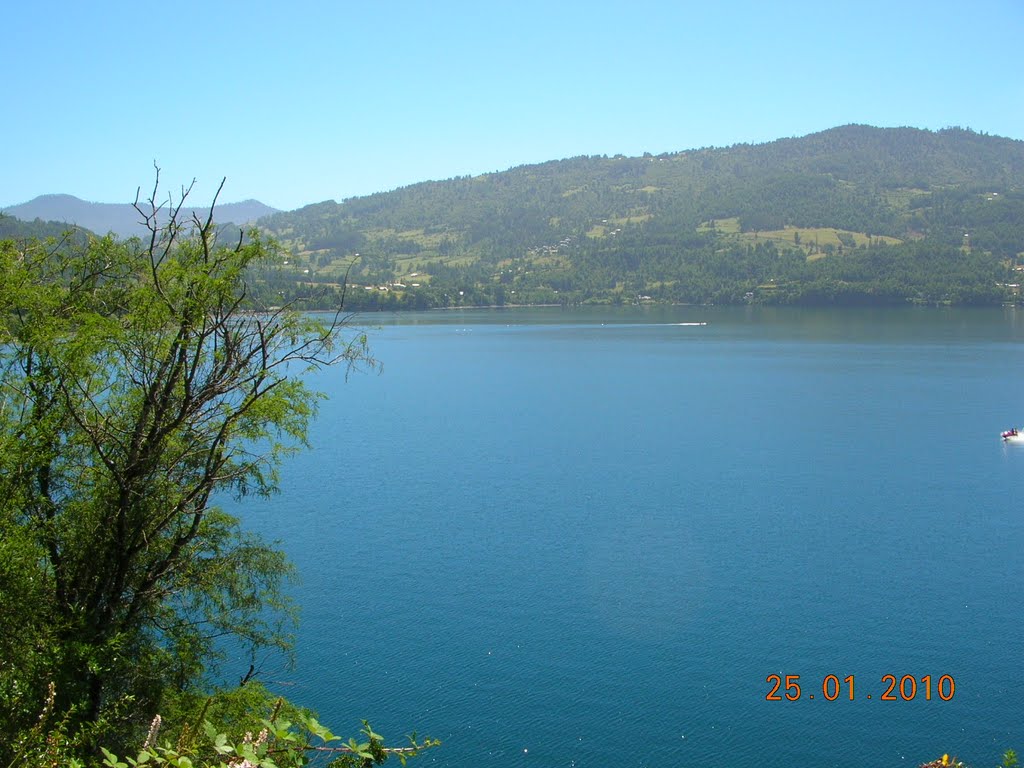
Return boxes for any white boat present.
[1001,428,1024,443]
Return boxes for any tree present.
[0,175,374,760]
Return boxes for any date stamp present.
[766,674,955,702]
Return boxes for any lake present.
[231,306,1024,767]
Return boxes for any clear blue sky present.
[2,0,1022,212]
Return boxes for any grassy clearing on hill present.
[698,218,903,259]
[586,212,654,238]
[364,227,453,248]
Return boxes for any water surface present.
[232,306,1024,767]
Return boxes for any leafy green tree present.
[0,176,376,761]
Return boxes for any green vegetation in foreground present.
[0,177,436,766]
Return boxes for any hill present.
[1,193,279,239]
[0,211,84,242]
[257,125,1024,309]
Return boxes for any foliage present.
[6,682,438,768]
[917,750,1019,768]
[96,714,438,768]
[0,175,381,763]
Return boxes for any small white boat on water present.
[1001,428,1024,443]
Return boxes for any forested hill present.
[0,212,81,242]
[258,125,1024,309]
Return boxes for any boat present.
[1001,428,1024,443]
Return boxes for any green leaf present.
[212,732,232,755]
[101,747,129,768]
[203,721,219,741]
[305,716,336,742]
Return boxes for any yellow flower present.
[942,755,949,766]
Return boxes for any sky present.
[2,0,1022,212]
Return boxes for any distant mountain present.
[1,194,279,239]
[254,124,1024,309]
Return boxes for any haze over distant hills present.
[1,194,279,239]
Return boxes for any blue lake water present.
[231,306,1024,767]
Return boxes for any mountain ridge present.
[5,125,1024,308]
[242,124,1024,309]
[1,193,279,239]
